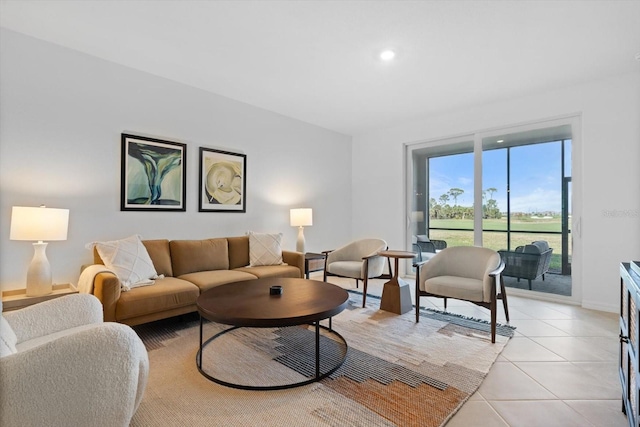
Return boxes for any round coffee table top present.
[197,277,349,328]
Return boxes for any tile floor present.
[316,273,627,427]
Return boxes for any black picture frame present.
[199,147,246,212]
[121,133,187,211]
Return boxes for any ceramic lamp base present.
[296,226,306,253]
[26,242,53,296]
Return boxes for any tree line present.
[429,188,502,220]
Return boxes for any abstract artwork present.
[121,133,186,211]
[199,147,246,212]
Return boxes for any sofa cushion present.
[115,277,199,321]
[234,265,301,279]
[0,313,18,356]
[170,239,229,277]
[522,244,542,254]
[424,276,484,303]
[327,261,365,279]
[247,231,283,266]
[531,241,550,252]
[178,270,257,293]
[88,235,160,290]
[15,323,99,353]
[142,239,173,277]
[227,236,250,269]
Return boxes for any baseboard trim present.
[581,299,617,314]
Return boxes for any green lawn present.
[427,218,567,271]
[431,218,561,232]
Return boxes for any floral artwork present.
[121,134,186,211]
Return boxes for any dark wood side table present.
[305,252,326,279]
[378,250,416,315]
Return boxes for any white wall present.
[0,29,352,290]
[352,71,640,312]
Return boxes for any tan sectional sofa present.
[88,236,304,326]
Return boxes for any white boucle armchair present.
[0,293,149,427]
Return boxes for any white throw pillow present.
[87,235,159,291]
[0,313,18,357]
[248,231,283,267]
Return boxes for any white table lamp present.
[290,208,312,253]
[10,205,69,296]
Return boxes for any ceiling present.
[1,0,639,136]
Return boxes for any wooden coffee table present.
[196,277,349,390]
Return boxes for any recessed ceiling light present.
[380,50,395,61]
[497,140,504,143]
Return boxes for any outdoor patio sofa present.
[412,235,447,262]
[498,240,553,290]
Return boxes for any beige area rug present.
[131,292,514,427]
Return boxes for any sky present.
[428,140,571,214]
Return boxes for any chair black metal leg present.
[528,279,532,290]
[444,297,448,311]
[315,322,320,378]
[198,315,203,369]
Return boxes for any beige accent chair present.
[323,238,388,308]
[0,294,148,427]
[414,246,509,343]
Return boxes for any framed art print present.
[199,147,246,212]
[121,133,187,211]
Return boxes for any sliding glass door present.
[406,118,578,300]
[409,136,474,248]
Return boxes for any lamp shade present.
[10,206,69,241]
[290,208,313,227]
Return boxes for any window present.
[406,119,576,300]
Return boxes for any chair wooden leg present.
[362,277,368,308]
[415,265,421,323]
[500,275,510,322]
[355,279,359,289]
[490,277,497,343]
[489,276,504,344]
[490,296,497,344]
